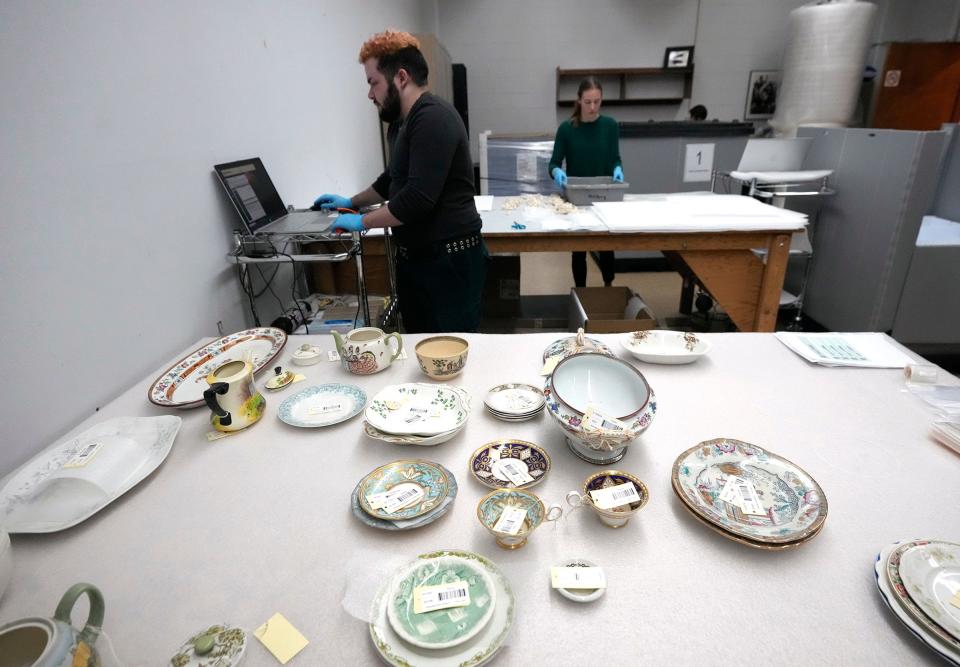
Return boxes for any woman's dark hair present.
[571,77,602,126]
[377,46,429,86]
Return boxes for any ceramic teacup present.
[415,336,469,380]
[476,488,562,549]
[566,470,649,528]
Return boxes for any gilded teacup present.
[566,470,649,528]
[476,488,561,549]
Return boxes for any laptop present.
[213,157,331,235]
[736,138,813,172]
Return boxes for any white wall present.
[872,0,960,42]
[0,0,435,475]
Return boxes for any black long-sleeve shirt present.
[372,93,481,249]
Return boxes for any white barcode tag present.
[580,405,629,435]
[62,442,103,469]
[413,581,470,613]
[551,566,607,590]
[735,478,766,516]
[494,458,535,486]
[493,506,528,535]
[719,476,741,504]
[404,407,430,423]
[505,390,536,410]
[589,482,641,510]
[367,483,424,514]
[327,350,340,361]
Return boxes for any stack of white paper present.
[592,193,807,233]
[931,421,960,455]
[775,332,915,368]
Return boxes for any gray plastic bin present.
[563,176,629,205]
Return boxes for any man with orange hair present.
[314,30,487,333]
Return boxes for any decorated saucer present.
[349,464,458,531]
[469,440,550,489]
[170,624,246,667]
[358,460,450,521]
[554,558,605,603]
[277,383,366,428]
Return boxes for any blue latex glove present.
[332,213,365,233]
[552,167,567,188]
[613,166,624,183]
[313,193,352,210]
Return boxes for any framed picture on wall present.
[745,70,781,120]
[664,46,694,69]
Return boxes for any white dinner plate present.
[277,383,366,428]
[0,416,182,533]
[483,383,545,416]
[148,328,286,408]
[898,541,960,642]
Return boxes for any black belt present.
[396,232,483,261]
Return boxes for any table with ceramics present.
[1,331,958,665]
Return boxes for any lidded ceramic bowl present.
[544,353,656,464]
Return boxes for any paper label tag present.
[504,390,536,410]
[540,357,560,375]
[589,482,640,510]
[951,590,960,610]
[254,612,309,665]
[413,581,470,613]
[62,442,103,469]
[367,483,424,514]
[719,476,766,516]
[307,397,345,415]
[551,566,607,590]
[327,350,340,361]
[493,506,528,535]
[404,407,430,424]
[495,458,535,486]
[580,404,629,435]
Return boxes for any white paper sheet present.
[774,332,914,368]
[592,194,807,233]
[474,196,494,212]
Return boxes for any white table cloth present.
[1,332,957,665]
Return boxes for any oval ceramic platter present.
[370,549,515,667]
[620,330,712,364]
[366,384,468,436]
[278,383,366,428]
[0,416,182,533]
[386,555,497,649]
[358,460,450,521]
[362,421,466,447]
[148,328,286,408]
[888,540,960,648]
[672,438,827,545]
[350,464,458,531]
[875,541,960,666]
[469,440,551,489]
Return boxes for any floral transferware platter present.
[277,383,366,428]
[0,416,182,534]
[483,383,545,416]
[350,464,458,531]
[369,549,515,667]
[671,438,827,545]
[148,328,287,408]
[386,555,497,649]
[469,440,551,489]
[542,330,613,363]
[888,540,960,648]
[362,421,467,447]
[875,540,960,665]
[358,460,451,521]
[366,384,468,436]
[170,624,246,667]
[620,330,712,364]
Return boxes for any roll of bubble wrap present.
[770,0,876,137]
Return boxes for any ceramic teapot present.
[202,360,265,432]
[0,582,104,667]
[332,327,403,375]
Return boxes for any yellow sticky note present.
[254,613,309,664]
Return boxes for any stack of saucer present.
[484,383,544,422]
[363,383,470,445]
[369,549,515,665]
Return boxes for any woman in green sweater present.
[549,76,624,287]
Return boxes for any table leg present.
[754,233,792,331]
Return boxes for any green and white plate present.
[170,624,246,667]
[370,549,514,667]
[366,384,468,436]
[386,554,496,649]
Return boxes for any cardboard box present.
[569,287,658,333]
[481,254,521,318]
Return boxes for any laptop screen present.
[213,158,287,233]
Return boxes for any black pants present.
[572,250,615,287]
[397,241,489,333]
